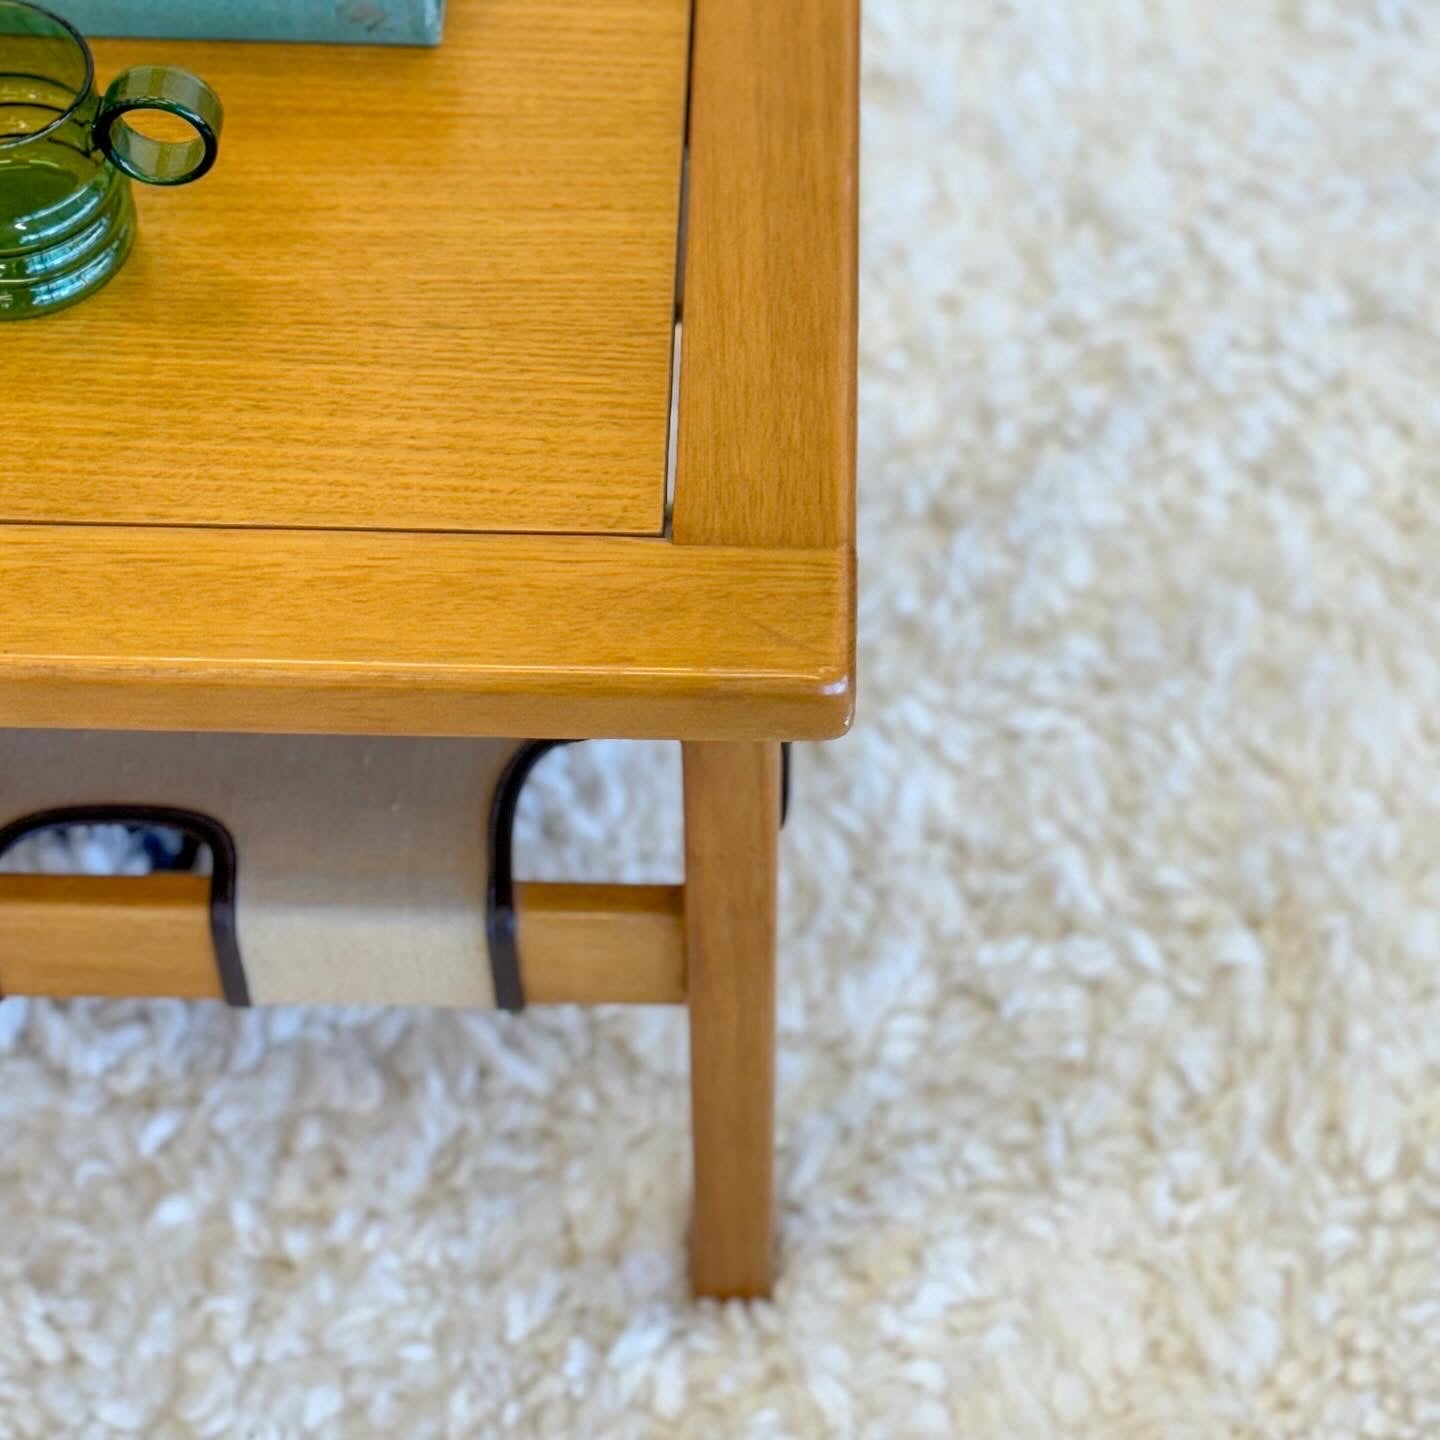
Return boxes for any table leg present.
[683,740,781,1300]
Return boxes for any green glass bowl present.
[0,0,222,319]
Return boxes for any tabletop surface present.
[0,0,858,743]
[4,0,688,535]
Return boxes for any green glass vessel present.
[0,0,221,319]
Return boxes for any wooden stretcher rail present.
[0,875,686,1006]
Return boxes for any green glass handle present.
[94,65,223,187]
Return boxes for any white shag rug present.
[5,1,1440,1434]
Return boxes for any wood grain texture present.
[684,740,780,1299]
[0,874,221,1000]
[2,0,688,534]
[519,883,685,1005]
[0,527,853,739]
[673,0,859,550]
[0,875,686,1006]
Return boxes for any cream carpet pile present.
[4,1,1440,1434]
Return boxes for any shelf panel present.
[3,0,687,535]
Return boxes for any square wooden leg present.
[683,740,781,1300]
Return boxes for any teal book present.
[49,0,444,45]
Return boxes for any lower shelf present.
[0,875,685,1007]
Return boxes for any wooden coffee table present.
[0,0,856,1299]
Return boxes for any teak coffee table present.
[0,0,857,1299]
